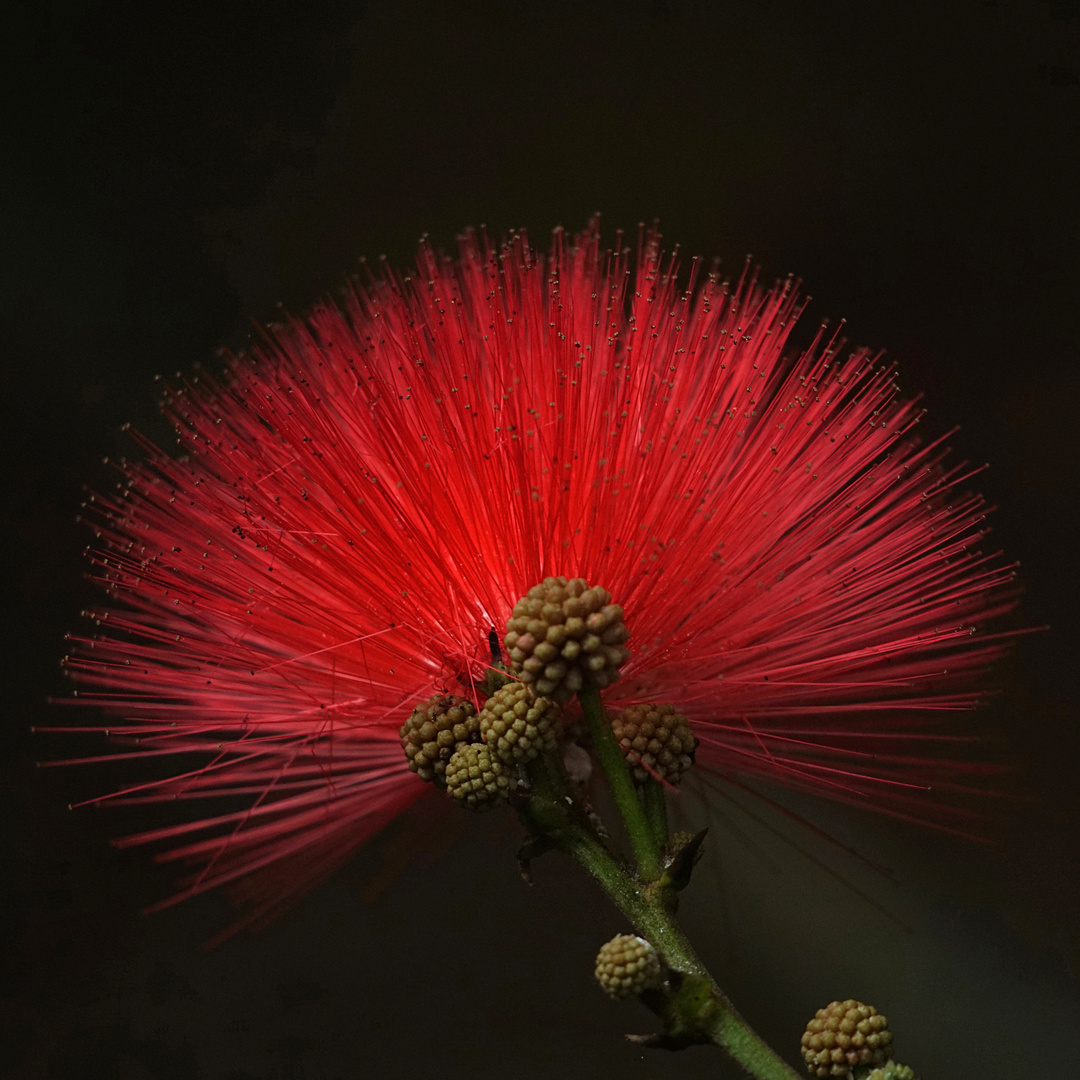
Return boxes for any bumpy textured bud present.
[594,934,661,999]
[866,1065,918,1080]
[504,577,629,703]
[800,1000,893,1077]
[399,694,480,787]
[444,743,512,810]
[479,683,562,764]
[611,703,697,784]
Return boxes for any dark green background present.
[5,1,1079,1077]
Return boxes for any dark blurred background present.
[4,1,1079,1077]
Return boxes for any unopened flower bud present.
[866,1065,918,1080]
[800,1000,893,1077]
[594,934,661,999]
[611,703,697,785]
[444,743,511,810]
[504,577,629,702]
[479,683,562,764]
[399,694,480,787]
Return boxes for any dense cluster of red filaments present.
[56,220,1017,932]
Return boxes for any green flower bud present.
[399,694,480,787]
[800,1000,893,1077]
[594,934,661,999]
[444,743,512,810]
[611,703,697,785]
[866,1065,918,1080]
[504,577,629,703]
[479,682,562,764]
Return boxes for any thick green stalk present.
[538,686,800,1078]
[556,820,706,976]
[556,822,801,1080]
[643,777,669,853]
[578,685,662,881]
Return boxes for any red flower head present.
[60,220,1017,932]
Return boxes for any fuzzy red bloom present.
[59,221,1016,927]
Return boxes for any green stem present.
[578,685,662,881]
[557,820,705,975]
[556,821,801,1080]
[643,778,669,853]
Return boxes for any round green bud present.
[504,577,630,703]
[399,694,480,787]
[479,682,562,764]
[611,703,697,785]
[800,1000,893,1077]
[594,934,661,999]
[444,743,512,810]
[866,1065,918,1080]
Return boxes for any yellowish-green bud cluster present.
[611,703,697,785]
[594,934,661,999]
[504,577,629,703]
[866,1065,917,1080]
[401,676,566,812]
[399,694,480,787]
[479,682,562,764]
[800,1000,893,1077]
[444,743,511,810]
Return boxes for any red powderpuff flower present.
[57,220,1017,932]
